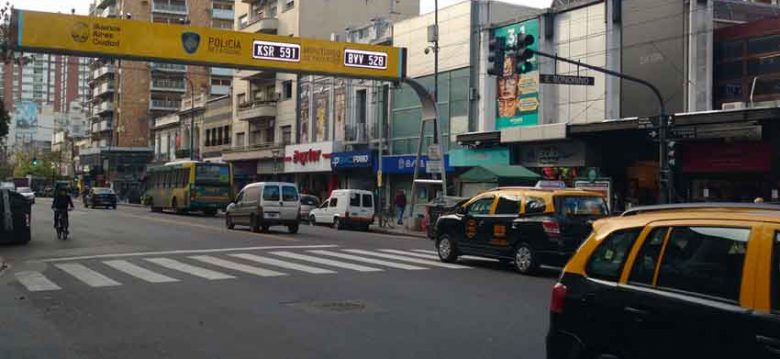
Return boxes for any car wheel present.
[334,217,343,230]
[171,198,178,214]
[514,243,539,275]
[436,233,459,263]
[225,214,235,229]
[250,215,260,233]
[288,224,299,234]
[309,215,316,225]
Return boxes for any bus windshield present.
[195,164,230,186]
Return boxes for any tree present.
[13,151,58,179]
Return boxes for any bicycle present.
[378,207,397,229]
[54,208,71,240]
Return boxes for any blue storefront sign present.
[381,154,453,174]
[331,150,377,170]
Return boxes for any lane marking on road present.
[343,249,471,269]
[379,249,439,260]
[54,263,122,287]
[308,250,428,270]
[32,245,340,263]
[102,260,179,283]
[144,258,235,280]
[14,271,61,291]
[412,249,438,255]
[270,251,383,272]
[115,211,296,242]
[190,255,287,277]
[229,253,336,274]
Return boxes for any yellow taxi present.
[547,203,780,359]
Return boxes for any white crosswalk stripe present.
[412,249,438,255]
[55,263,122,287]
[343,249,471,269]
[15,271,61,291]
[189,255,287,277]
[103,260,179,283]
[379,249,440,260]
[229,253,336,274]
[270,251,383,272]
[144,258,235,280]
[308,250,428,270]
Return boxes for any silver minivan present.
[225,182,301,233]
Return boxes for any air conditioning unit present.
[721,101,746,110]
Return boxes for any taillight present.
[542,219,561,238]
[550,282,567,314]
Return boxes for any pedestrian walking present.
[394,190,407,225]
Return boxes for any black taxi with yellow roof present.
[547,203,780,359]
[433,187,608,274]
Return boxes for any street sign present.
[539,74,595,86]
[671,127,696,139]
[427,145,442,161]
[426,160,442,174]
[11,10,407,81]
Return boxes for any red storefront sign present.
[682,141,771,173]
[290,149,323,165]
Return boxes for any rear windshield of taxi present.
[555,195,608,216]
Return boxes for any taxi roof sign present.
[10,10,407,81]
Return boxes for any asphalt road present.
[0,198,556,359]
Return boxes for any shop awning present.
[459,165,541,183]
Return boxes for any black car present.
[86,187,117,209]
[434,187,608,274]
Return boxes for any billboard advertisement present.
[14,100,38,133]
[494,19,540,129]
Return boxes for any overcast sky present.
[8,0,551,16]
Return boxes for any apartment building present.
[88,0,235,149]
[226,0,419,190]
[0,54,90,113]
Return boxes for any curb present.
[118,203,146,208]
[371,228,429,240]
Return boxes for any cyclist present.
[52,187,74,235]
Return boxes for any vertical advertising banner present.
[314,90,329,142]
[14,101,39,133]
[299,83,310,144]
[334,80,346,142]
[495,19,540,129]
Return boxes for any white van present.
[309,189,374,231]
[225,182,301,233]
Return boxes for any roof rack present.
[621,202,780,216]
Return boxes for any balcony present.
[237,99,276,121]
[239,15,278,34]
[211,85,231,96]
[210,67,233,77]
[152,0,188,15]
[222,142,284,162]
[96,0,116,10]
[95,101,114,115]
[92,120,113,133]
[150,99,182,111]
[151,79,186,93]
[150,62,186,73]
[92,82,114,98]
[212,8,234,20]
[91,65,114,81]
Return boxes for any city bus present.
[144,161,233,216]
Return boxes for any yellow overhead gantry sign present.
[10,10,406,80]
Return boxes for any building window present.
[282,80,293,99]
[269,5,277,17]
[224,126,231,144]
[236,132,245,146]
[266,127,275,144]
[283,0,294,12]
[282,125,292,145]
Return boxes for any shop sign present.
[682,141,771,173]
[381,155,453,174]
[520,141,586,167]
[449,147,510,167]
[284,142,333,173]
[331,150,376,170]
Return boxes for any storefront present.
[284,142,338,200]
[381,154,454,206]
[681,141,775,202]
[330,150,377,190]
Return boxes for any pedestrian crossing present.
[12,248,467,292]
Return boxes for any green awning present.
[459,165,541,183]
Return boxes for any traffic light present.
[514,33,535,74]
[667,140,677,168]
[32,157,39,166]
[487,33,506,76]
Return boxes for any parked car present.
[434,187,608,274]
[225,182,300,233]
[16,187,35,204]
[308,189,375,231]
[546,203,780,359]
[299,194,320,221]
[86,187,117,209]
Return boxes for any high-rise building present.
[87,0,235,149]
[225,0,419,189]
[0,54,90,113]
